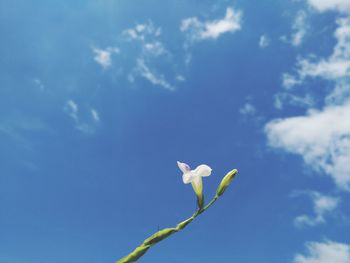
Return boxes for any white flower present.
[177,161,212,183]
[177,161,212,202]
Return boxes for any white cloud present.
[133,59,174,90]
[65,100,78,121]
[282,73,302,89]
[181,7,242,41]
[93,47,120,69]
[293,191,340,227]
[259,35,270,48]
[123,22,161,41]
[33,78,45,90]
[274,93,314,110]
[239,102,256,115]
[326,82,350,105]
[267,0,350,211]
[291,11,308,47]
[121,22,177,90]
[176,75,185,82]
[297,57,350,81]
[123,23,166,57]
[91,108,100,122]
[265,101,350,190]
[143,41,167,56]
[286,18,350,88]
[294,241,350,263]
[267,15,350,192]
[306,0,350,13]
[64,100,99,133]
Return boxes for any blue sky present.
[1,1,350,262]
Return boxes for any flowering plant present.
[116,162,238,263]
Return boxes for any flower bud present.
[176,217,194,231]
[191,177,204,210]
[116,244,151,263]
[143,228,178,246]
[216,169,238,197]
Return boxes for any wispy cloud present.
[132,59,174,91]
[176,75,185,82]
[292,191,340,227]
[181,7,242,42]
[282,73,302,90]
[279,72,314,109]
[326,82,350,105]
[33,78,45,91]
[121,22,177,90]
[123,22,166,57]
[123,22,161,41]
[259,35,270,48]
[294,240,350,263]
[274,93,314,110]
[65,100,79,121]
[0,113,53,171]
[239,102,256,116]
[284,18,350,87]
[93,9,243,90]
[92,47,120,69]
[64,100,100,134]
[0,114,51,146]
[291,10,308,47]
[91,108,100,122]
[143,41,167,56]
[280,10,308,47]
[305,0,350,13]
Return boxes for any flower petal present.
[194,164,212,177]
[182,172,193,184]
[191,176,203,196]
[177,161,191,174]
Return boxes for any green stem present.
[201,195,219,213]
[116,194,220,263]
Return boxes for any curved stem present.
[116,194,220,263]
[201,195,219,213]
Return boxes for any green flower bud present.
[216,169,238,197]
[176,216,194,230]
[116,244,151,263]
[191,177,204,210]
[143,228,178,246]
